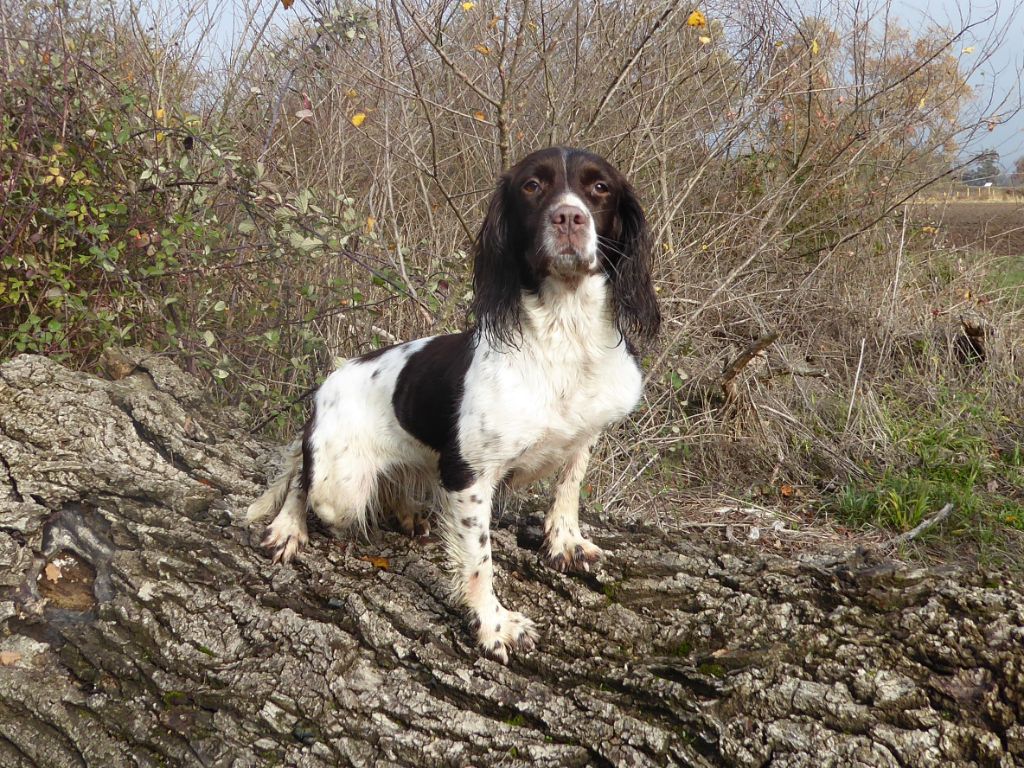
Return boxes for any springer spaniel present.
[247,147,660,663]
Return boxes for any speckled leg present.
[444,479,537,664]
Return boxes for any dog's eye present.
[522,179,541,194]
[593,181,609,194]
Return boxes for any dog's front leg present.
[543,441,604,572]
[444,480,537,664]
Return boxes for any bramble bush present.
[0,17,398,424]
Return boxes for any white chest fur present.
[459,275,642,480]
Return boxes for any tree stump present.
[0,353,1021,767]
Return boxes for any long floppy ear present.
[610,182,661,345]
[470,176,522,346]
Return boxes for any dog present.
[247,147,660,663]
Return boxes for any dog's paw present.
[262,518,308,564]
[397,509,431,540]
[475,608,537,665]
[544,529,604,573]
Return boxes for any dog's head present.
[472,147,660,347]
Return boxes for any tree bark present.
[0,352,1021,767]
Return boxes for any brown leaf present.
[360,556,389,570]
[0,651,22,666]
[779,484,795,498]
[44,562,62,582]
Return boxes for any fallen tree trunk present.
[0,352,1021,767]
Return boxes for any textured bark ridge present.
[0,353,1022,767]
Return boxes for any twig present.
[249,385,318,434]
[585,0,686,132]
[720,332,780,402]
[844,337,866,430]
[887,503,955,548]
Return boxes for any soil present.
[912,201,1024,255]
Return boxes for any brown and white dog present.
[247,147,659,663]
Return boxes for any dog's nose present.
[550,205,587,234]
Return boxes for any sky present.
[893,0,1024,167]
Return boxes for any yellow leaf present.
[366,216,376,233]
[345,88,358,99]
[686,10,707,27]
[963,46,975,54]
[474,43,491,55]
[774,40,784,48]
[810,39,820,55]
[54,174,66,187]
[473,110,486,121]
[699,35,712,45]
[155,107,165,122]
[461,1,475,9]
[918,97,926,109]
[351,112,367,127]
[487,16,499,29]
[155,131,165,143]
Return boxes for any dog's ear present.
[609,181,661,344]
[471,176,522,346]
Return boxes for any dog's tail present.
[246,440,303,521]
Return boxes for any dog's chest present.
[525,343,640,434]
[463,334,642,468]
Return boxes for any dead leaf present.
[361,556,389,570]
[686,10,707,28]
[0,651,22,666]
[44,562,62,582]
[295,109,314,121]
[780,484,795,498]
[473,110,487,122]
[281,0,294,8]
[474,43,491,56]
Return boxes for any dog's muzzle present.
[548,204,595,275]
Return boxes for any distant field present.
[911,201,1024,255]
